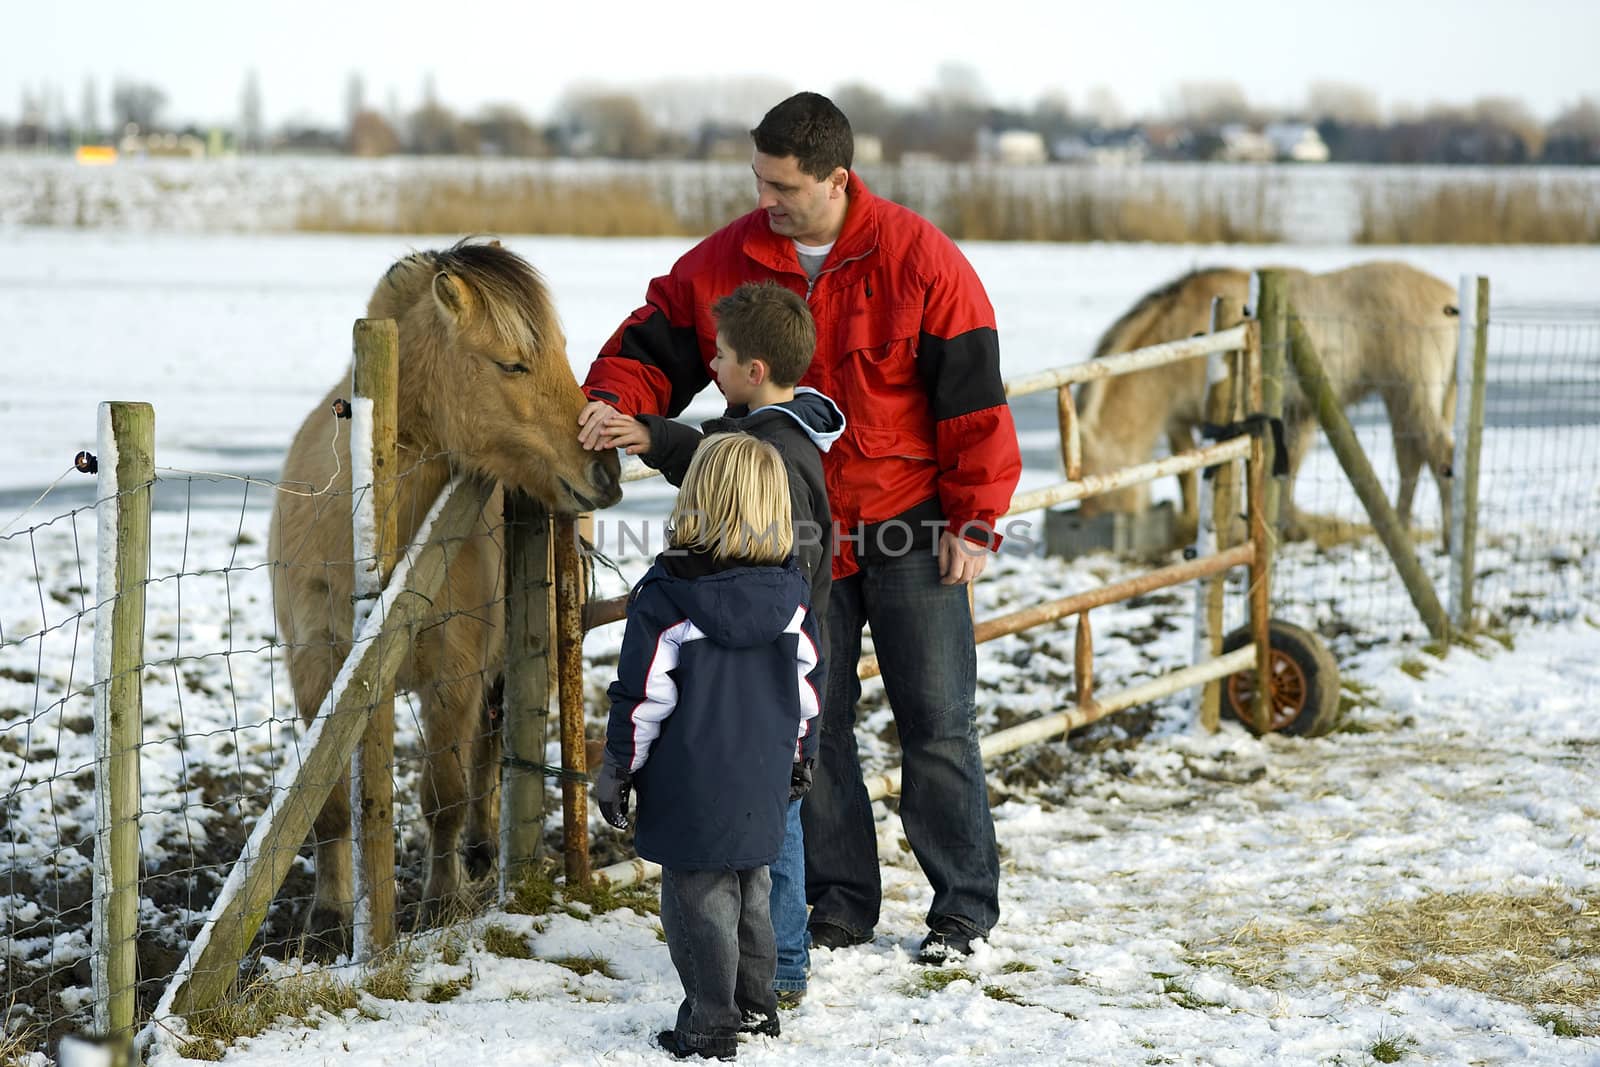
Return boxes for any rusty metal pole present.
[1074,610,1095,711]
[553,515,591,887]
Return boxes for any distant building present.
[1218,124,1274,163]
[1265,122,1330,163]
[977,127,1048,164]
[1052,129,1147,166]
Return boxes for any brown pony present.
[1073,261,1458,544]
[269,238,621,944]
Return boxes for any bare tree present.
[1168,80,1253,125]
[832,81,897,138]
[410,99,478,155]
[557,87,659,158]
[80,76,100,142]
[1545,96,1600,162]
[1305,81,1380,125]
[349,109,400,157]
[1083,85,1125,129]
[112,79,167,133]
[1472,95,1544,159]
[238,70,262,152]
[344,71,366,137]
[471,103,548,157]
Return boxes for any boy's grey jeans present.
[660,865,778,1054]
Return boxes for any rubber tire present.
[1220,619,1341,737]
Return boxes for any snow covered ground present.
[2,232,1599,1064]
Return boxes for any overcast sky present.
[6,0,1597,128]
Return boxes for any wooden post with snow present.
[350,318,399,959]
[500,491,554,896]
[1449,277,1490,632]
[92,401,153,1061]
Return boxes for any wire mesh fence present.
[1264,305,1600,655]
[0,462,523,1057]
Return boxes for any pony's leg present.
[1280,415,1320,541]
[462,675,504,883]
[416,670,482,922]
[285,625,356,949]
[1168,424,1199,542]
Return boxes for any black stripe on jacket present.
[917,326,1007,422]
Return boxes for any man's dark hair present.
[750,92,853,180]
[713,281,816,388]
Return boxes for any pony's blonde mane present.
[375,237,560,359]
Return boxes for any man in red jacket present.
[579,92,1021,964]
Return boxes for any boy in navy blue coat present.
[597,282,841,1007]
[595,433,825,1061]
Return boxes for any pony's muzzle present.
[562,459,622,512]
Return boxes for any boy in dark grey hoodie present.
[598,281,843,1008]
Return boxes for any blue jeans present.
[801,549,1000,941]
[770,797,809,991]
[660,865,776,1056]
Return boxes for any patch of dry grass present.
[550,955,618,979]
[505,861,659,921]
[481,923,532,959]
[1356,181,1600,244]
[1193,886,1600,1019]
[180,969,365,1060]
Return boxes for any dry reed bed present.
[1357,181,1600,244]
[293,168,1284,243]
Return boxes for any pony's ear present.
[432,271,473,323]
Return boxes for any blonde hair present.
[668,433,793,564]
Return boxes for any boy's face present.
[711,332,761,407]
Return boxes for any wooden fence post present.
[554,516,591,888]
[1254,270,1288,535]
[91,401,152,1062]
[500,492,553,896]
[350,318,398,959]
[1449,277,1490,633]
[1191,298,1234,731]
[1286,314,1450,644]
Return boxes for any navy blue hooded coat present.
[604,552,825,871]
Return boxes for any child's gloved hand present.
[594,761,633,830]
[789,758,815,801]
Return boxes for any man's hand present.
[597,414,652,456]
[938,530,989,586]
[593,761,633,830]
[577,400,620,450]
[789,758,815,802]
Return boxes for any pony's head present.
[372,239,622,513]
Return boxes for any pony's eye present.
[496,361,530,375]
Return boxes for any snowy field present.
[2,232,1599,1064]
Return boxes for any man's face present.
[711,332,757,407]
[752,151,847,246]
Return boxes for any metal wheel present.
[1220,619,1341,737]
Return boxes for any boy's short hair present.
[750,92,853,180]
[669,433,793,565]
[712,281,816,388]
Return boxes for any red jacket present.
[584,172,1021,578]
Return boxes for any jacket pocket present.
[852,423,935,463]
[837,303,924,430]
